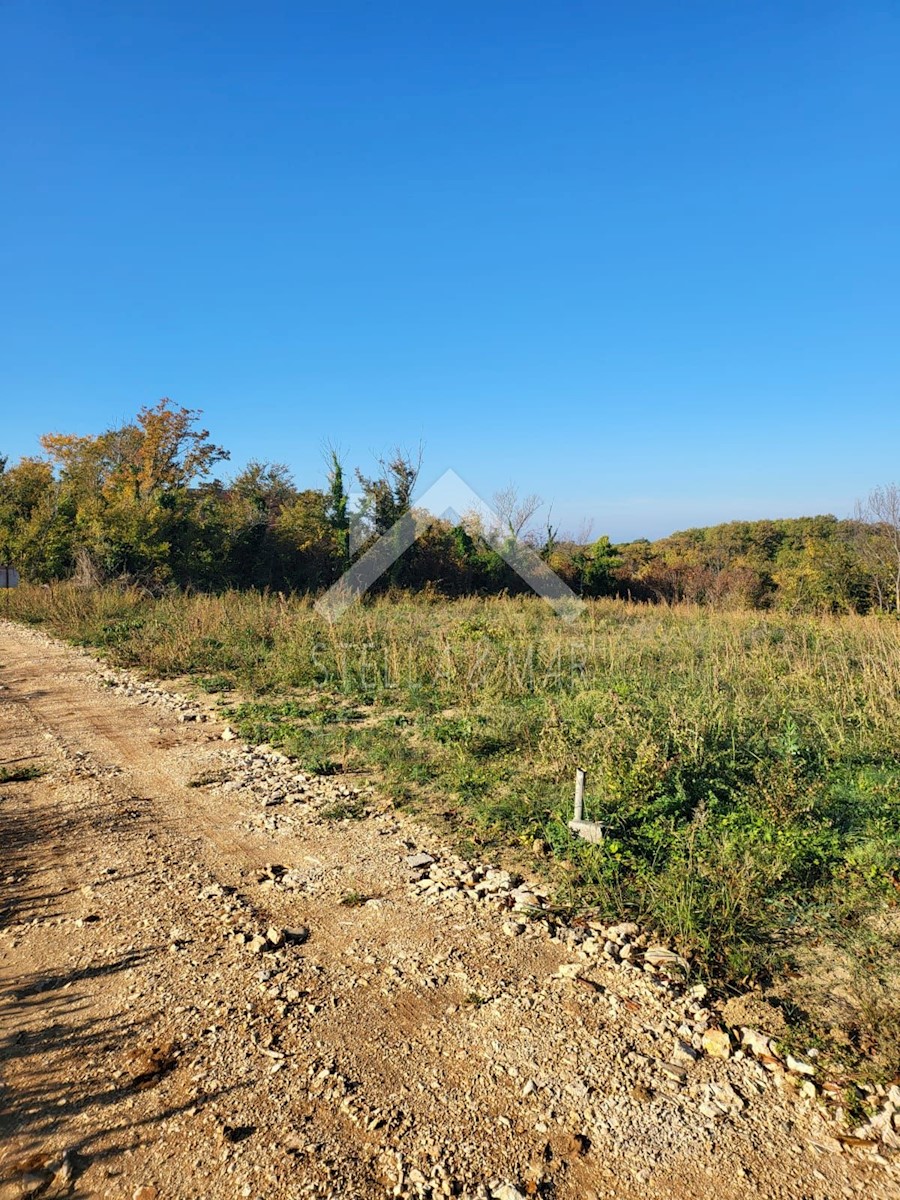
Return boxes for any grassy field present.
[7,584,900,1079]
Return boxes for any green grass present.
[0,763,46,784]
[319,795,368,820]
[196,673,235,693]
[6,582,900,1078]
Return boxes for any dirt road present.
[0,621,895,1199]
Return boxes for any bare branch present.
[491,484,543,539]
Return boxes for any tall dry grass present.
[7,584,900,1077]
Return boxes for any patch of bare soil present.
[0,621,897,1199]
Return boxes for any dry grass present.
[8,583,900,1078]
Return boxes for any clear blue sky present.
[2,1,898,540]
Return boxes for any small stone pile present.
[405,852,532,908]
[859,1086,900,1152]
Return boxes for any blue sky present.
[2,1,898,540]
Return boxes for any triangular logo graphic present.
[315,469,585,623]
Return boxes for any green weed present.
[0,764,45,784]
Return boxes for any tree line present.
[1,399,898,614]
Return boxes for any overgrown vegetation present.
[3,399,900,611]
[6,584,899,1078]
[2,400,899,1076]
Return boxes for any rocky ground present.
[0,619,897,1200]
